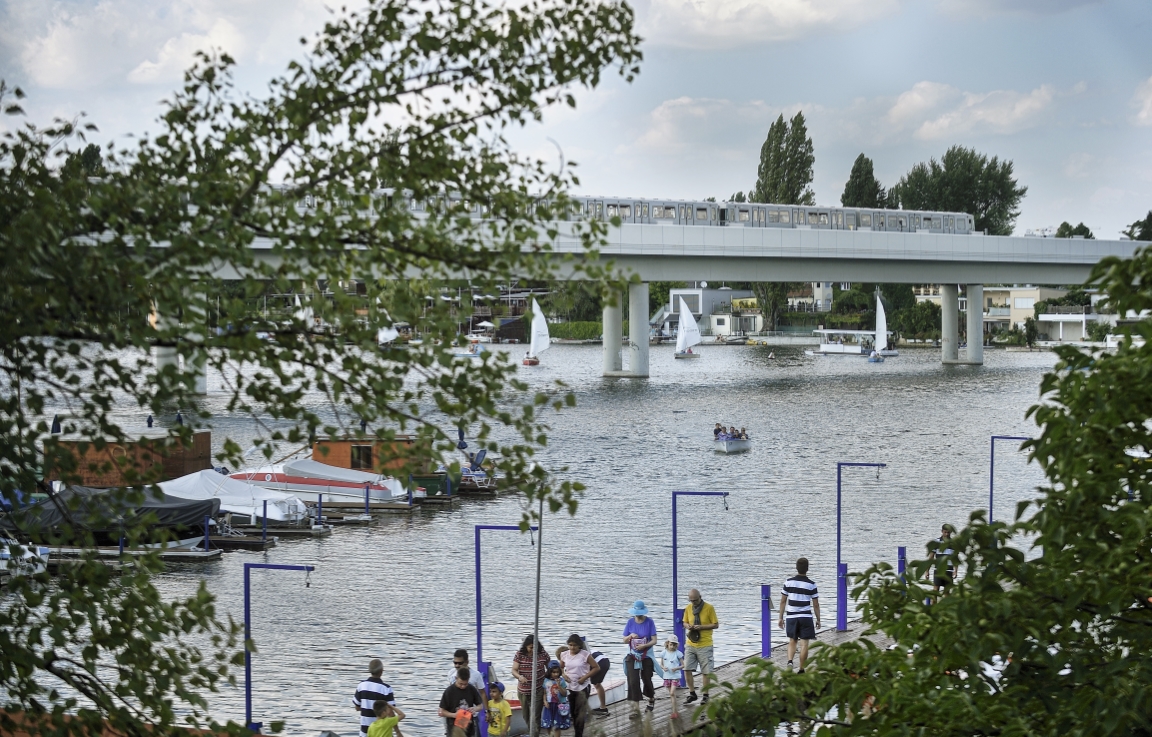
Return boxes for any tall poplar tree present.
[840,153,887,208]
[750,112,815,206]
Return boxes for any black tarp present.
[0,485,219,541]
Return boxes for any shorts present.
[590,658,610,685]
[684,645,714,675]
[663,679,678,688]
[785,617,816,641]
[934,572,954,587]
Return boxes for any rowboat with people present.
[713,424,751,453]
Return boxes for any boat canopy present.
[160,470,307,521]
[0,485,219,536]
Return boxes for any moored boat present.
[231,459,407,503]
[160,470,309,522]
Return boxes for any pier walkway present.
[586,623,891,737]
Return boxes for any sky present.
[2,0,1150,237]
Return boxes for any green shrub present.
[546,320,630,340]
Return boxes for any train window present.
[923,216,934,228]
[621,205,632,218]
[641,204,648,218]
[768,211,780,223]
[696,207,708,220]
[780,210,790,223]
[846,213,856,230]
[807,212,818,225]
[946,217,954,228]
[819,213,829,225]
[887,215,898,229]
[680,206,687,220]
[739,209,750,222]
[607,204,618,217]
[860,213,871,227]
[898,217,906,229]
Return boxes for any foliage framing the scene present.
[0,0,641,734]
[702,249,1152,736]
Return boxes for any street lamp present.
[671,491,729,684]
[474,524,538,671]
[837,462,886,631]
[989,435,1029,524]
[244,563,315,732]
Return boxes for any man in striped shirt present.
[777,557,821,673]
[353,659,397,737]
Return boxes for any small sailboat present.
[523,298,550,366]
[293,294,314,328]
[876,294,898,357]
[674,297,702,359]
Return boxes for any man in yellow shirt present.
[487,682,513,737]
[682,588,719,705]
[367,699,405,737]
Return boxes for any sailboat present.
[875,293,899,358]
[674,297,702,359]
[523,298,550,366]
[294,294,314,329]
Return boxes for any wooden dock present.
[46,545,223,561]
[583,623,891,737]
[209,535,276,551]
[234,524,333,538]
[307,500,417,514]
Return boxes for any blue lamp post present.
[244,563,315,732]
[836,462,885,631]
[671,491,728,684]
[990,435,1029,524]
[474,524,537,670]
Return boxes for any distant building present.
[913,284,1115,342]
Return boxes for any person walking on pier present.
[682,588,719,705]
[353,659,396,737]
[586,642,612,717]
[926,523,957,599]
[659,637,685,718]
[559,634,600,737]
[622,600,657,718]
[512,635,549,736]
[438,667,484,737]
[778,557,820,673]
[367,699,405,737]
[447,649,487,694]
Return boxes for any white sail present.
[676,297,702,352]
[875,294,888,352]
[377,326,399,344]
[529,298,551,357]
[293,294,314,326]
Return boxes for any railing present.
[987,307,1010,317]
[1043,306,1095,315]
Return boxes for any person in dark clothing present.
[438,667,484,737]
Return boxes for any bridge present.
[541,222,1144,376]
[201,218,1146,384]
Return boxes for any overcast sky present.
[2,0,1150,237]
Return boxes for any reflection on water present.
[150,344,1053,735]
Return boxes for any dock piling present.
[203,516,211,552]
[898,546,906,580]
[837,563,848,631]
[262,500,268,542]
[760,585,772,658]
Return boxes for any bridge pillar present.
[626,282,650,378]
[941,284,959,363]
[966,284,984,365]
[602,291,623,375]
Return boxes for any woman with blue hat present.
[622,600,657,718]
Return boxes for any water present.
[150,343,1054,735]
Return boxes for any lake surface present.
[151,343,1055,735]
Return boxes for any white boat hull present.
[674,352,700,359]
[231,461,408,504]
[715,438,751,454]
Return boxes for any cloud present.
[938,0,1101,15]
[636,0,901,49]
[633,96,805,157]
[127,18,244,84]
[885,81,1079,140]
[2,0,340,90]
[1133,76,1152,126]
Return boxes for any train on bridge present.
[389,190,976,235]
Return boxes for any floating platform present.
[306,500,417,513]
[47,545,222,561]
[209,535,277,551]
[235,524,333,538]
[414,494,460,506]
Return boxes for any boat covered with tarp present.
[160,470,308,522]
[0,485,220,545]
[231,458,407,503]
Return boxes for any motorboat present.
[523,298,550,366]
[454,342,485,360]
[160,470,309,523]
[0,485,220,548]
[1,537,50,576]
[714,437,752,454]
[674,296,702,359]
[231,458,407,504]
